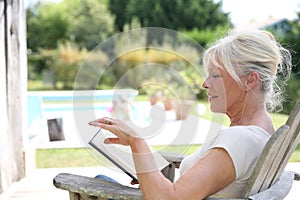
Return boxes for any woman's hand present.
[88,117,138,146]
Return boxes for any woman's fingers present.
[88,118,117,132]
[89,117,114,125]
[89,117,134,145]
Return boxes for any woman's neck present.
[227,101,266,126]
[226,101,275,135]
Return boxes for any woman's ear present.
[245,72,259,91]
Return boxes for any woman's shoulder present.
[216,125,271,147]
[220,125,271,139]
[213,125,271,180]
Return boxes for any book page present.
[89,129,170,180]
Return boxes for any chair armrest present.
[159,151,187,168]
[248,171,294,200]
[206,171,295,200]
[53,173,143,200]
[53,171,294,200]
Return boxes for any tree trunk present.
[0,0,27,193]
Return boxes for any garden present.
[26,0,300,169]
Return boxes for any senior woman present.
[89,29,292,199]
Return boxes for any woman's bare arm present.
[89,118,236,200]
[131,138,236,200]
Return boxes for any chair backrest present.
[242,99,300,197]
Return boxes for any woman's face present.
[202,63,245,114]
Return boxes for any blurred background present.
[25,0,300,115]
[1,1,300,199]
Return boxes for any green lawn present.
[36,148,99,168]
[36,143,300,168]
[36,145,200,168]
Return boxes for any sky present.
[25,0,300,27]
[221,0,300,26]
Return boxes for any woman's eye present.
[213,74,221,78]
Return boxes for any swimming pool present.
[26,90,207,146]
[26,90,150,144]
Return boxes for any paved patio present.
[0,163,299,200]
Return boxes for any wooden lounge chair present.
[53,99,300,200]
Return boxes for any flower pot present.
[149,95,159,105]
[172,99,194,120]
[163,98,173,111]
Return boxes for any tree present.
[109,0,230,31]
[64,0,115,50]
[27,0,114,51]
[108,0,129,32]
[27,0,115,80]
[280,14,300,114]
[27,2,69,51]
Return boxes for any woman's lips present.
[208,95,218,102]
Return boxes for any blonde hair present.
[203,29,292,111]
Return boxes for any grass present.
[36,148,99,168]
[27,80,66,91]
[36,145,201,168]
[36,142,300,168]
[290,144,300,162]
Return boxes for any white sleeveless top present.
[179,126,271,198]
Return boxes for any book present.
[89,128,170,182]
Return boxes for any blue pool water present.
[27,92,151,143]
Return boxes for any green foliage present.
[282,78,300,114]
[278,15,300,114]
[54,42,88,89]
[63,0,115,50]
[27,0,231,92]
[181,25,231,47]
[261,17,300,114]
[27,47,58,82]
[108,0,129,31]
[29,42,109,90]
[27,0,114,51]
[109,0,231,32]
[26,0,113,88]
[27,2,69,51]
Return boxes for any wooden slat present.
[270,100,300,185]
[262,100,300,190]
[243,100,300,197]
[242,125,289,197]
[53,173,143,200]
[259,125,295,190]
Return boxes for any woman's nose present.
[202,78,209,89]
